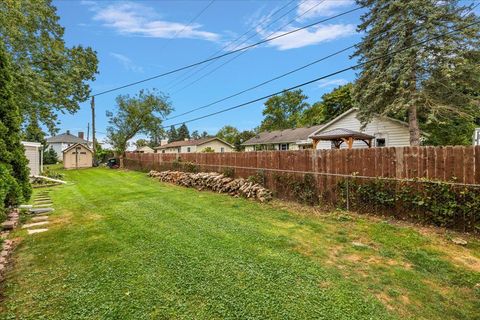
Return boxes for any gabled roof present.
[311,128,374,140]
[242,125,323,146]
[154,137,233,150]
[46,132,89,144]
[62,143,93,154]
[309,108,409,137]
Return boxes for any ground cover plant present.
[0,168,479,319]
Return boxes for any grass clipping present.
[149,170,273,202]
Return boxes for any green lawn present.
[1,168,479,319]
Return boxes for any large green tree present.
[0,0,98,134]
[106,90,172,167]
[259,89,309,131]
[353,0,480,145]
[0,41,31,213]
[177,124,190,141]
[216,125,240,145]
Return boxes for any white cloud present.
[110,52,144,73]
[317,78,348,88]
[263,23,356,50]
[83,1,220,42]
[297,0,354,21]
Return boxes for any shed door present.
[78,151,89,166]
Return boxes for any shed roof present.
[46,132,88,144]
[311,128,374,140]
[242,125,322,146]
[154,137,233,149]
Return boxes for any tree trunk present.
[119,154,124,168]
[408,104,421,146]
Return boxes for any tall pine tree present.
[0,41,31,213]
[353,1,479,145]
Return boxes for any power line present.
[166,3,474,121]
[162,20,480,128]
[171,0,327,94]
[166,45,354,121]
[159,0,216,52]
[91,5,364,97]
[166,0,312,91]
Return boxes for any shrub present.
[338,178,480,232]
[43,148,58,165]
[222,167,234,178]
[248,170,266,186]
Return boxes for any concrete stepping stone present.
[27,228,48,235]
[22,221,49,229]
[34,200,52,204]
[19,204,33,209]
[29,208,54,214]
[31,216,49,222]
[34,204,53,208]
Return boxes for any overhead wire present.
[161,20,480,128]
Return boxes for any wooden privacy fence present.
[125,146,480,232]
[125,146,480,185]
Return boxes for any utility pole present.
[91,96,96,166]
[86,122,90,144]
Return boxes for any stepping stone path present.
[22,189,54,235]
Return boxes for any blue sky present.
[52,0,478,144]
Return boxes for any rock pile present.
[149,170,272,202]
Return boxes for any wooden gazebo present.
[310,128,374,149]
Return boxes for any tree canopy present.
[259,90,309,131]
[352,0,480,145]
[106,89,172,162]
[0,0,99,134]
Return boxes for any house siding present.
[156,139,233,154]
[315,110,411,149]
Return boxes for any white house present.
[310,108,411,149]
[21,141,43,176]
[46,130,90,160]
[154,138,234,154]
[242,125,323,151]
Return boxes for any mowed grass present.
[1,168,479,319]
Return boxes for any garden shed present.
[63,143,93,169]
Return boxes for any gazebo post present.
[347,137,353,149]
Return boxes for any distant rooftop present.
[46,131,88,144]
[242,125,323,146]
[155,137,232,149]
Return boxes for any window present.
[376,138,386,147]
[220,147,225,153]
[162,150,165,154]
[187,147,191,153]
[80,152,87,155]
[279,143,289,151]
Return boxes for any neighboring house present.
[310,108,412,149]
[154,138,234,154]
[474,128,480,146]
[46,130,90,160]
[21,141,43,176]
[242,125,323,151]
[134,146,154,153]
[62,143,93,169]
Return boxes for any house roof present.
[311,128,374,140]
[154,137,233,149]
[46,132,89,144]
[62,143,93,154]
[309,108,409,137]
[242,125,323,146]
[21,141,42,148]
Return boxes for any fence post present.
[346,177,349,211]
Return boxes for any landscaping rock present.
[1,221,15,230]
[27,228,48,235]
[451,238,468,246]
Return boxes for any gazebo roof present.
[311,128,374,141]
